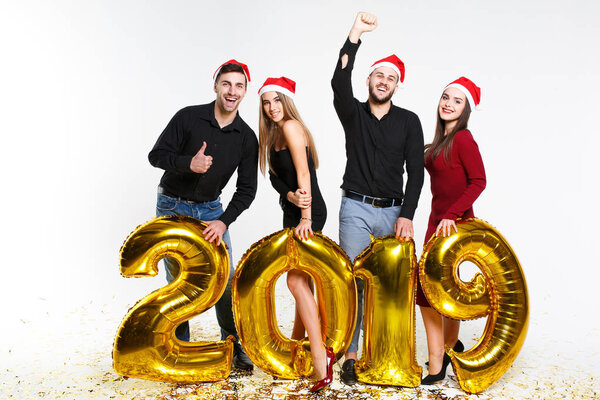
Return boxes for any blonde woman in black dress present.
[258,77,332,392]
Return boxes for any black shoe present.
[453,339,464,353]
[340,359,357,385]
[421,353,451,385]
[232,342,254,371]
[425,339,464,367]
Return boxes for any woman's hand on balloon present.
[295,218,313,241]
[435,219,458,237]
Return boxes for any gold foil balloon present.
[232,229,356,379]
[113,216,526,390]
[353,236,422,387]
[113,215,234,383]
[419,218,529,393]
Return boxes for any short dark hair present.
[215,63,247,85]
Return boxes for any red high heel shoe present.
[310,347,336,392]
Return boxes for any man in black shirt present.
[332,13,424,384]
[148,60,258,371]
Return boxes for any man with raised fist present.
[332,12,425,384]
[148,59,258,371]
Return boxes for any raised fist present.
[348,12,377,43]
[352,12,377,34]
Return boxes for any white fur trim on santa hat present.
[445,83,480,110]
[258,84,295,99]
[369,62,404,86]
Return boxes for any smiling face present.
[438,87,467,123]
[214,71,247,113]
[367,66,399,104]
[261,91,285,125]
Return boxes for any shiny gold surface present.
[112,217,527,391]
[354,236,423,387]
[232,229,356,379]
[419,218,529,393]
[113,215,234,383]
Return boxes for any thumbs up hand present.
[190,141,213,173]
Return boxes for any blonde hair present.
[258,92,319,175]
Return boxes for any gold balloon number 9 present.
[113,215,234,383]
[419,218,529,394]
[232,229,357,379]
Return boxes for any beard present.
[368,82,394,104]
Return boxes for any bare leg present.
[420,306,445,375]
[290,275,314,340]
[291,307,305,340]
[287,270,327,379]
[442,317,460,349]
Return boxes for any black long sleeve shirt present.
[148,102,258,227]
[331,38,425,220]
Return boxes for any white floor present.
[2,279,598,400]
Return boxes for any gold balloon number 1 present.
[353,236,422,387]
[114,217,528,394]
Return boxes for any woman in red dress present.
[418,77,486,385]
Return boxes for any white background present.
[1,0,599,363]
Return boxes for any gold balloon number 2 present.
[113,216,234,383]
[114,217,528,394]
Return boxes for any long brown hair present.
[424,97,471,165]
[258,92,319,175]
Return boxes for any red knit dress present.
[416,129,486,307]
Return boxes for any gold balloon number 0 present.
[232,229,357,379]
[113,216,234,383]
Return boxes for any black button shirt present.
[331,38,425,220]
[148,102,258,227]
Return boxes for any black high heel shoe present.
[421,353,451,385]
[310,347,336,392]
[425,339,464,367]
[453,339,464,353]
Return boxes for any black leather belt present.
[342,189,402,208]
[158,186,197,203]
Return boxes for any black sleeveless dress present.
[269,147,327,231]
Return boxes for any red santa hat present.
[445,77,481,110]
[369,55,405,84]
[213,59,251,83]
[258,76,296,99]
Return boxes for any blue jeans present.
[339,195,402,353]
[156,191,237,342]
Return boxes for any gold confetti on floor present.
[2,288,599,400]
